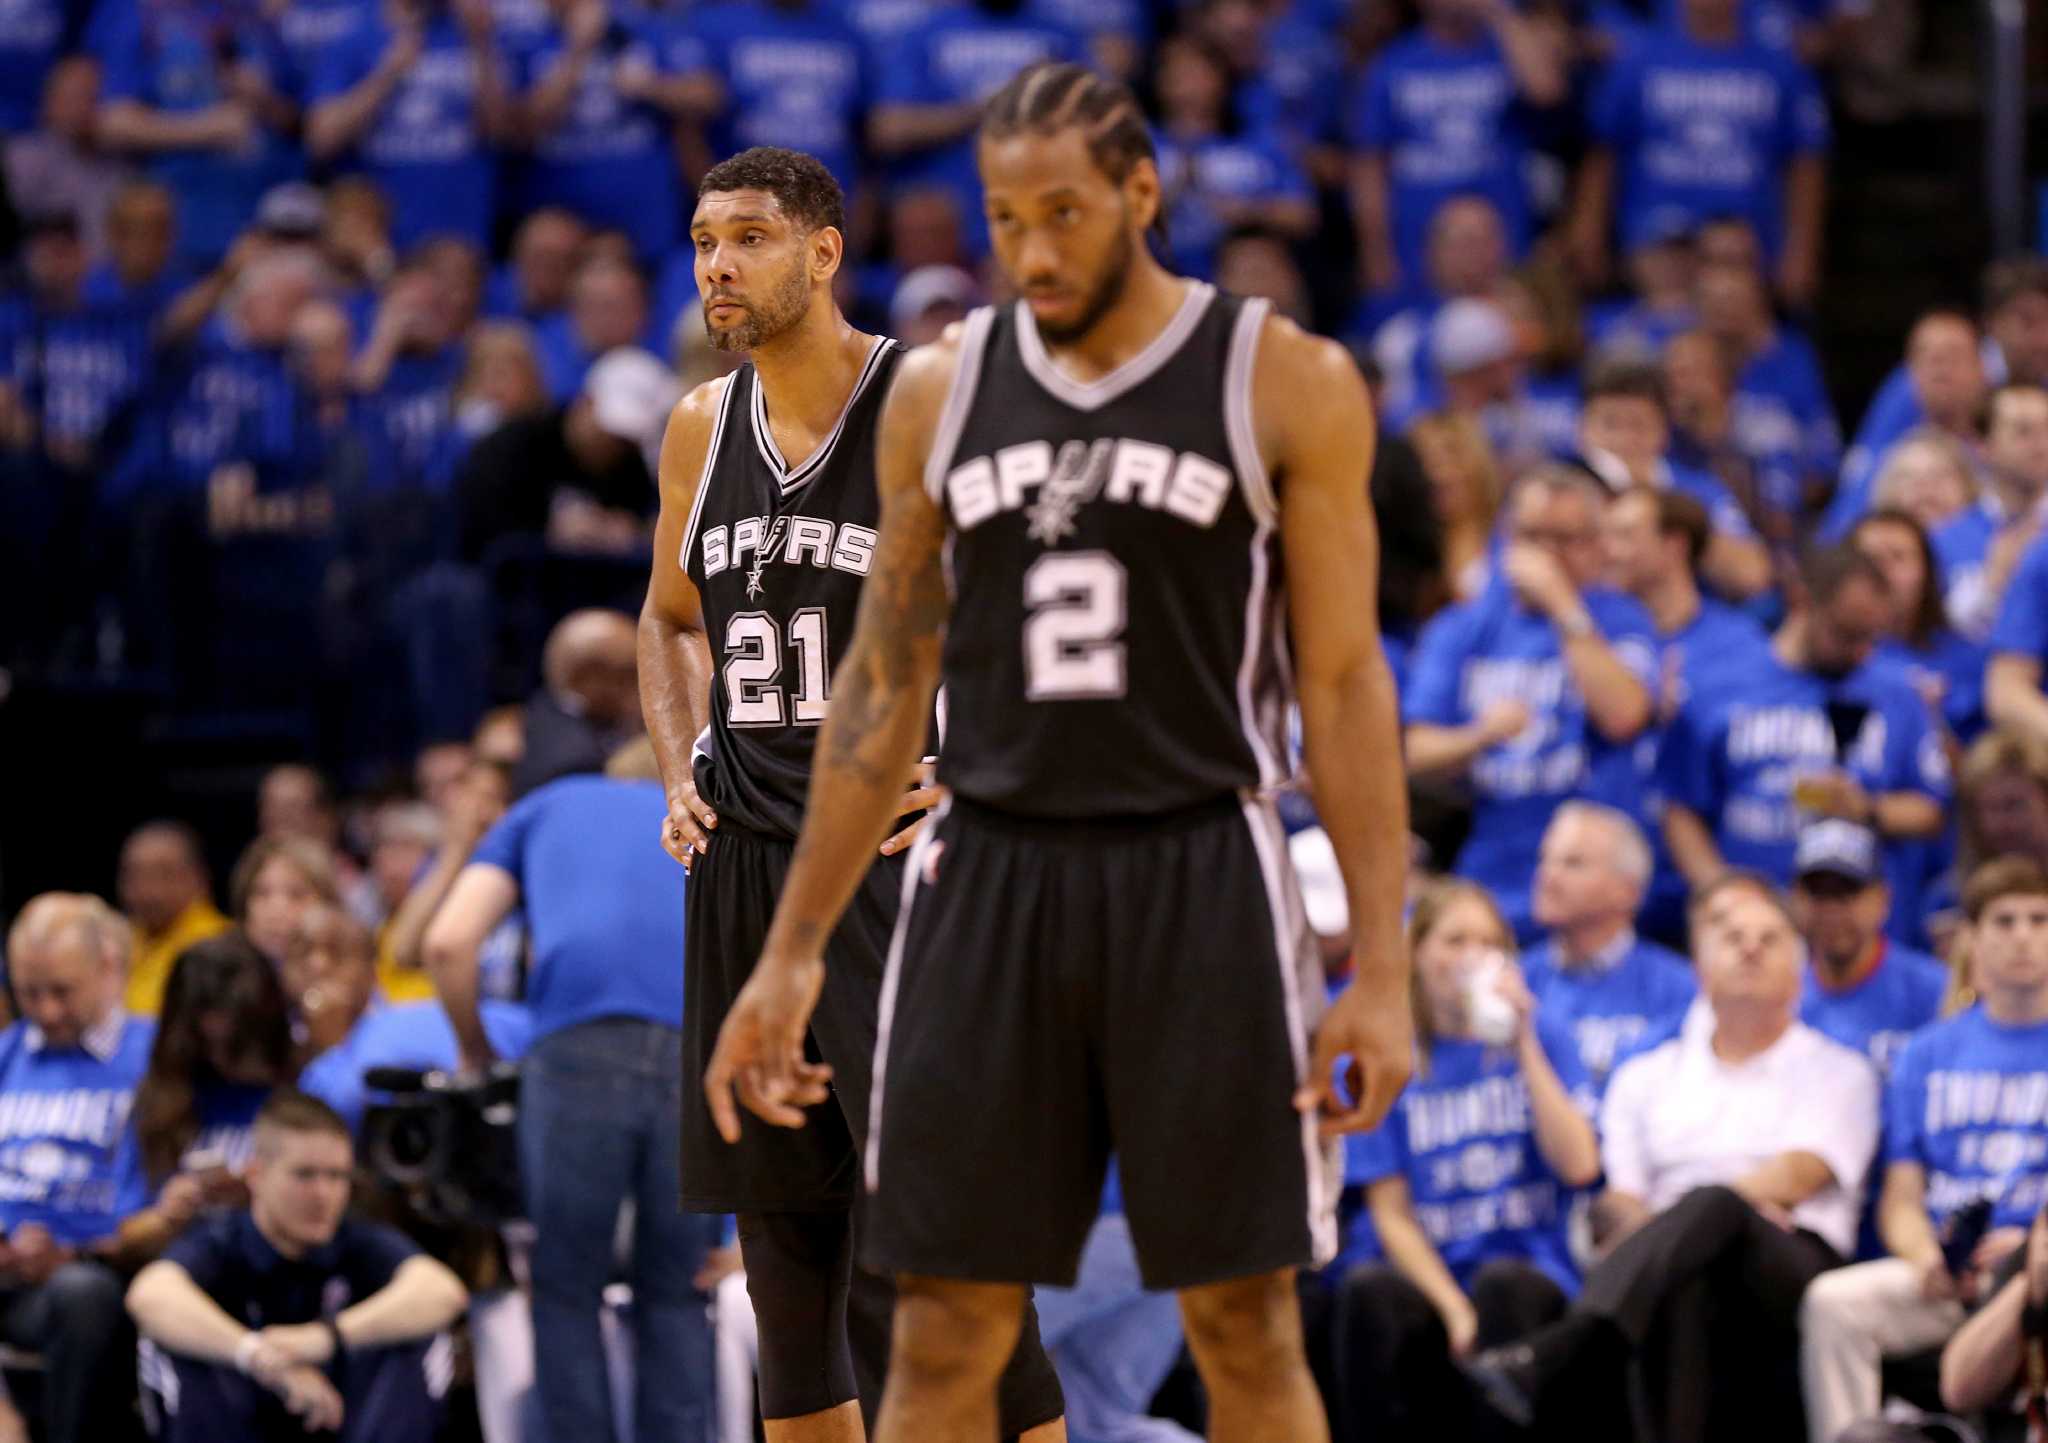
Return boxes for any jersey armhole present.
[678,374,741,572]
[921,305,998,506]
[1224,298,1278,530]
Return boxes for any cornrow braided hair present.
[979,62,1157,188]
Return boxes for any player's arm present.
[703,340,959,1141]
[1259,317,1414,1135]
[639,378,729,868]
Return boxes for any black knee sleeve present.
[739,1210,859,1420]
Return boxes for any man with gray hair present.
[1524,802,1697,1094]
[0,894,159,1443]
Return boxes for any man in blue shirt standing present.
[1573,0,1829,311]
[423,744,713,1443]
[0,893,158,1443]
[1347,0,1566,301]
[1524,802,1697,1093]
[1787,819,1947,1076]
[1987,528,2048,752]
[1933,381,2048,641]
[1798,855,2048,1442]
[1406,465,1659,939]
[678,0,872,198]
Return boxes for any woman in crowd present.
[1929,729,2048,961]
[1410,411,1504,604]
[230,835,340,965]
[1853,507,1989,744]
[1871,430,1980,538]
[1331,879,1601,1442]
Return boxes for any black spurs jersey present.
[927,283,1293,819]
[681,336,906,839]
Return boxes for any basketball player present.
[705,65,1414,1443]
[639,148,1065,1443]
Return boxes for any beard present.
[704,259,812,353]
[1030,223,1136,346]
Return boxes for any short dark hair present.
[1962,855,2048,923]
[1982,254,2048,319]
[698,148,846,238]
[979,63,1155,185]
[1799,543,1889,609]
[1583,355,1669,414]
[1851,508,1946,646]
[255,1089,352,1148]
[1623,483,1710,571]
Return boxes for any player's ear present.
[809,224,846,287]
[1123,156,1162,239]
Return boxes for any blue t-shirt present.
[1800,944,1948,1079]
[1589,29,1829,260]
[1874,631,1987,744]
[1241,9,1343,152]
[1522,934,1697,1093]
[1932,502,2004,639]
[1153,127,1311,281]
[1885,1007,2048,1233]
[1346,1017,1594,1295]
[509,16,680,261]
[154,322,299,495]
[1404,580,1661,937]
[1989,530,2048,667]
[1661,652,1951,897]
[1657,0,1836,52]
[92,0,302,265]
[1663,458,1760,543]
[469,775,685,1041]
[0,298,157,457]
[183,1082,273,1175]
[364,346,462,489]
[309,11,496,249]
[0,1015,155,1245]
[875,7,1086,239]
[0,0,69,129]
[300,1000,535,1129]
[1732,330,1841,523]
[1350,27,1532,295]
[164,1209,419,1326]
[1822,363,1933,544]
[683,1,871,193]
[1585,298,1698,359]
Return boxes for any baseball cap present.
[1431,298,1517,377]
[1793,820,1881,886]
[889,264,980,334]
[585,346,681,449]
[256,182,327,239]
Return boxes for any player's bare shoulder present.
[878,320,971,448]
[1246,310,1375,475]
[656,373,738,506]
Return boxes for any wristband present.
[2024,1298,2046,1342]
[322,1317,348,1361]
[233,1333,264,1375]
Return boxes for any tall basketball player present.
[639,148,1065,1443]
[705,66,1415,1443]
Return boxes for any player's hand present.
[275,1364,346,1432]
[1297,973,1414,1137]
[704,956,832,1142]
[880,758,943,856]
[662,780,718,871]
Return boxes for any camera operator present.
[1939,1203,2048,1437]
[125,1091,469,1443]
[423,738,710,1441]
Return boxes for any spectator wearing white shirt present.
[1473,877,1880,1443]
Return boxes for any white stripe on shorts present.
[865,795,951,1195]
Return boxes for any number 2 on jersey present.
[725,608,830,727]
[1023,552,1128,700]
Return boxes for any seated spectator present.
[1936,382,2048,642]
[365,803,442,1002]
[1576,355,1772,600]
[119,821,232,1018]
[92,0,300,268]
[867,0,1086,252]
[1347,0,1565,301]
[85,180,188,317]
[1151,31,1314,282]
[449,320,550,462]
[1336,878,1597,1442]
[534,255,650,402]
[1875,430,1980,540]
[1662,329,1777,548]
[1828,310,1991,545]
[1525,803,1697,1093]
[125,1090,469,1443]
[1986,528,2048,755]
[351,241,481,488]
[455,347,665,563]
[1788,820,1947,1074]
[509,0,682,262]
[1405,465,1657,939]
[423,739,708,1442]
[0,894,158,1443]
[1661,546,1949,909]
[888,264,980,347]
[1696,257,1842,530]
[231,835,341,966]
[1585,224,1699,360]
[1474,878,1880,1443]
[1956,731,2048,886]
[1853,508,1989,745]
[1799,855,2048,1442]
[5,57,123,262]
[1410,410,1503,602]
[306,0,513,251]
[1430,296,1551,474]
[1937,1198,2048,1425]
[1367,195,1510,424]
[279,905,382,1072]
[318,178,396,298]
[381,754,520,1002]
[1601,484,1774,938]
[486,208,586,325]
[1573,0,1829,310]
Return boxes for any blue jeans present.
[519,1017,717,1443]
[1034,1216,1199,1443]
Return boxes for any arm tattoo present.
[821,503,947,784]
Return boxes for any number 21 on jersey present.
[724,608,831,727]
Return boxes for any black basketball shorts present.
[679,822,900,1213]
[860,793,1342,1292]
